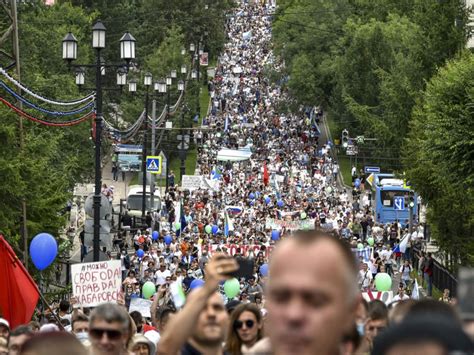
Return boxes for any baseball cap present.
[0,318,9,329]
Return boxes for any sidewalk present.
[101,157,133,208]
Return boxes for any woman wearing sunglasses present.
[226,303,263,355]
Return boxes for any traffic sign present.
[146,156,162,174]
[346,144,358,156]
[356,136,365,144]
[364,166,380,174]
[394,197,405,211]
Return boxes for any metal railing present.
[412,247,458,297]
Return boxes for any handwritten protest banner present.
[181,175,203,191]
[206,244,274,258]
[71,260,122,307]
[129,298,152,318]
[265,218,315,231]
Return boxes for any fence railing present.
[412,247,458,297]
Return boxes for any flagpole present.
[36,289,65,331]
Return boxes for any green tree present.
[403,53,474,268]
[334,15,425,160]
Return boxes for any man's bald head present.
[269,230,359,300]
[266,230,360,355]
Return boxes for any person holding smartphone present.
[157,254,238,355]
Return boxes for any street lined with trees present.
[272,0,473,268]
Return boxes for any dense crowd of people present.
[1,1,473,355]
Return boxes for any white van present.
[126,185,161,217]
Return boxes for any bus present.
[370,173,418,227]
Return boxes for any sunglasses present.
[234,319,255,330]
[89,328,123,340]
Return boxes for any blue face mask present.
[356,323,365,336]
[76,331,89,343]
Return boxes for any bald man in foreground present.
[261,230,360,355]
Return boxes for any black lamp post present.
[140,73,152,219]
[62,21,136,262]
[177,80,186,179]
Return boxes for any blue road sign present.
[146,156,162,174]
[364,166,381,174]
[394,196,405,211]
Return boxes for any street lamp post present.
[141,73,152,220]
[177,80,186,179]
[151,80,167,208]
[62,20,136,262]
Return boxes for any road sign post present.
[146,156,162,175]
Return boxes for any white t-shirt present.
[358,270,373,289]
[154,269,171,286]
[381,250,393,264]
[399,264,412,280]
[392,294,410,303]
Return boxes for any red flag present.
[0,235,40,329]
[263,162,269,186]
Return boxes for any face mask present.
[76,331,89,343]
[356,323,365,336]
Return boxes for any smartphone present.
[228,257,254,279]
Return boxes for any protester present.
[71,312,90,345]
[128,334,155,355]
[88,303,131,355]
[18,332,86,355]
[0,319,9,341]
[7,326,33,355]
[264,231,359,355]
[157,254,238,354]
[226,303,263,354]
[358,300,389,354]
[2,2,474,355]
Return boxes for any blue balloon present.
[212,225,219,235]
[264,196,271,205]
[355,178,361,188]
[190,279,205,290]
[260,264,269,277]
[277,200,284,207]
[30,233,58,271]
[255,191,261,198]
[137,249,145,258]
[249,192,255,200]
[164,235,172,245]
[271,230,280,241]
[152,231,159,240]
[249,200,255,206]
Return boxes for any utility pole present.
[92,46,103,262]
[141,85,150,220]
[7,0,29,268]
[150,99,156,211]
[180,110,186,179]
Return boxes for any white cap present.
[40,323,59,333]
[0,318,10,329]
[144,329,161,346]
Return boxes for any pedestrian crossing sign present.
[146,156,162,174]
